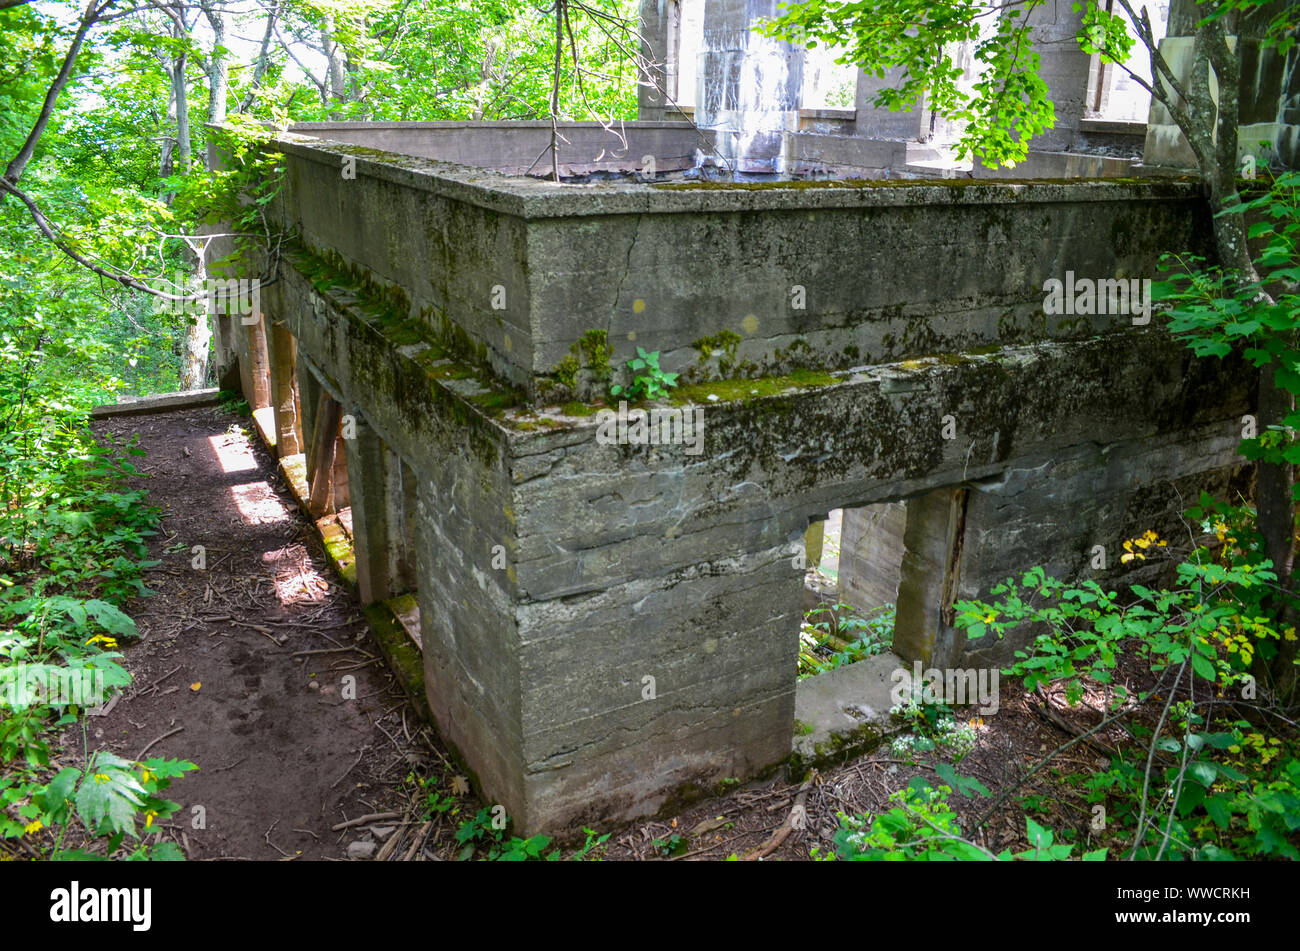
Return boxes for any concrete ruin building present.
[209,0,1298,834]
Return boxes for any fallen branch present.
[135,726,184,760]
[331,811,400,832]
[742,771,816,861]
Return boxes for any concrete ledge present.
[1078,117,1146,136]
[791,653,900,775]
[91,388,221,418]
[798,107,856,121]
[251,406,277,448]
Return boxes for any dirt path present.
[66,404,1103,863]
[71,404,430,860]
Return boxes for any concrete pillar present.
[696,0,804,173]
[413,437,804,834]
[298,366,322,478]
[343,414,412,605]
[307,391,342,516]
[267,322,302,457]
[331,428,350,511]
[892,488,967,668]
[838,501,906,612]
[398,459,419,593]
[240,314,272,411]
[637,0,673,120]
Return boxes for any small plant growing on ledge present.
[610,348,678,402]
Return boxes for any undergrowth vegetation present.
[798,602,894,679]
[0,322,195,859]
[813,171,1300,862]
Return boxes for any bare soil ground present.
[59,405,433,860]
[57,403,1130,862]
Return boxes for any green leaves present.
[1075,2,1135,64]
[760,0,1064,167]
[75,751,147,837]
[609,347,679,402]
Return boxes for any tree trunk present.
[178,244,210,390]
[173,51,191,172]
[201,1,228,126]
[1139,6,1298,703]
[322,17,350,119]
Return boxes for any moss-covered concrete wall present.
[265,129,1211,406]
[228,130,1254,836]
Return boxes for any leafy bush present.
[798,602,894,679]
[609,348,678,402]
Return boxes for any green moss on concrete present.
[552,352,580,389]
[671,368,837,405]
[561,401,599,417]
[692,329,743,361]
[319,520,358,587]
[788,722,886,776]
[287,249,511,470]
[364,596,428,720]
[510,413,565,431]
[578,329,612,382]
[279,453,309,507]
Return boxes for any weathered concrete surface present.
[291,120,708,176]
[839,501,906,611]
[202,115,1264,838]
[91,388,222,418]
[251,230,1252,833]
[791,653,897,773]
[265,129,1211,402]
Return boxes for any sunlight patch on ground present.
[229,481,291,525]
[208,433,259,474]
[262,545,331,603]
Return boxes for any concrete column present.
[240,314,272,411]
[398,459,419,593]
[838,501,906,612]
[892,488,967,668]
[307,391,342,516]
[298,366,322,479]
[637,0,672,120]
[696,0,804,173]
[342,414,413,605]
[331,429,350,511]
[267,322,302,457]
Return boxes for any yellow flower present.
[23,819,42,835]
[982,612,996,624]
[140,768,154,783]
[144,810,158,829]
[84,635,118,649]
[93,773,111,784]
